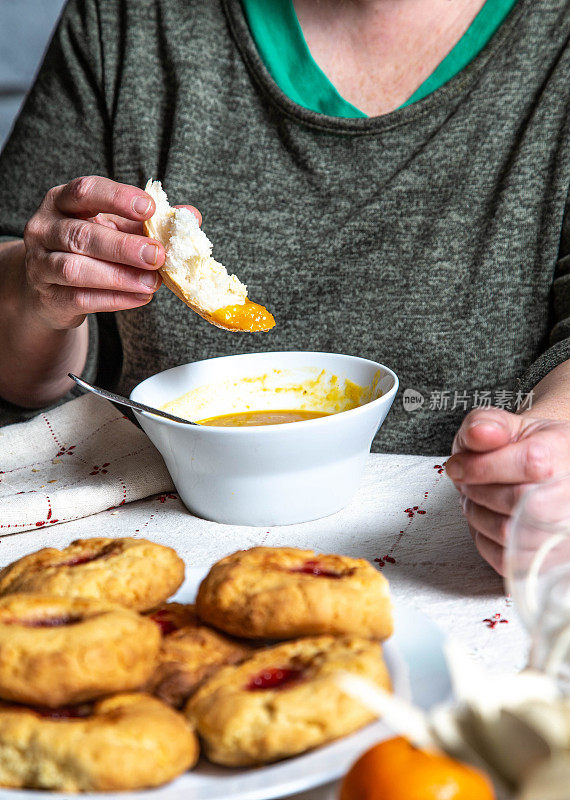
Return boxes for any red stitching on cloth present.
[404,505,427,518]
[35,495,59,526]
[374,555,396,568]
[134,513,155,534]
[1,494,58,530]
[41,413,64,450]
[0,437,151,479]
[375,459,447,567]
[89,463,110,476]
[106,480,127,511]
[55,445,76,458]
[4,414,135,478]
[483,613,509,629]
[157,493,177,503]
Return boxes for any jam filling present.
[33,703,93,719]
[247,667,304,691]
[7,615,84,628]
[149,609,179,636]
[289,559,350,579]
[56,542,121,568]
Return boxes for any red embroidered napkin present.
[0,394,174,533]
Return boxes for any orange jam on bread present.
[211,299,275,332]
[198,410,330,427]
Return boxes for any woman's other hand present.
[446,408,570,575]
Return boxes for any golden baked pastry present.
[0,594,160,707]
[146,603,250,707]
[186,635,391,766]
[0,537,184,611]
[196,546,393,640]
[0,693,198,791]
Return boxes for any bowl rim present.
[130,350,399,433]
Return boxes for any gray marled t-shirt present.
[0,0,569,454]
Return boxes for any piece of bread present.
[143,180,275,332]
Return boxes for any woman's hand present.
[0,174,202,408]
[22,175,200,330]
[446,408,570,575]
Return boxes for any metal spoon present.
[68,373,198,425]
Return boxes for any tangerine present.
[339,736,495,800]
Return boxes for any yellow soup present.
[198,410,331,427]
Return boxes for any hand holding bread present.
[21,175,199,330]
[20,173,274,333]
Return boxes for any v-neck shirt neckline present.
[240,0,520,118]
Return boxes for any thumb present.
[451,408,525,455]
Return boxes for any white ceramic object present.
[0,568,451,800]
[130,352,398,526]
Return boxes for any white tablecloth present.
[0,449,527,799]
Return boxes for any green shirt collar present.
[242,0,519,118]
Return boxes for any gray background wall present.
[0,0,67,150]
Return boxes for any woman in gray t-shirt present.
[0,0,568,574]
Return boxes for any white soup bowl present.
[130,351,398,526]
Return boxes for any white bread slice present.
[143,180,274,332]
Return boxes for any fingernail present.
[446,461,464,481]
[134,293,153,303]
[469,419,503,431]
[141,244,158,265]
[139,271,158,290]
[133,196,152,216]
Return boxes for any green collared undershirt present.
[241,0,519,118]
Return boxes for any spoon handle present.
[68,374,197,426]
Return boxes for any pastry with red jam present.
[195,546,393,640]
[186,635,391,766]
[0,693,198,791]
[0,537,184,611]
[0,595,160,707]
[146,602,250,707]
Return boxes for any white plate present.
[0,568,451,800]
